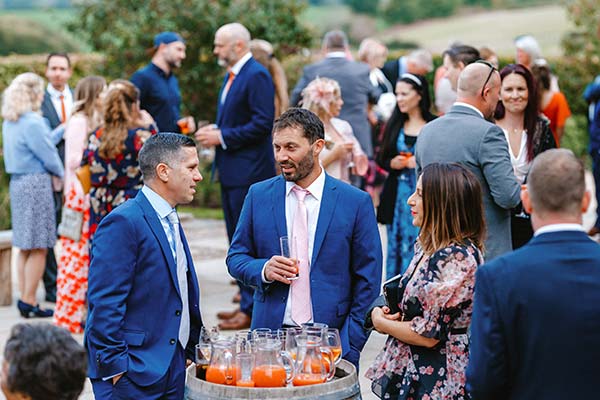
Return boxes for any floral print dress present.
[366,240,482,400]
[82,126,156,238]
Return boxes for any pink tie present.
[291,186,312,325]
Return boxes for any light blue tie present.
[167,210,190,347]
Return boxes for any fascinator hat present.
[301,77,341,117]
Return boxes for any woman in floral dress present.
[82,80,157,238]
[366,163,485,399]
[54,76,105,333]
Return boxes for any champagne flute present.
[280,235,299,280]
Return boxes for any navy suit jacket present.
[85,192,203,386]
[42,90,70,162]
[467,230,600,399]
[226,174,383,366]
[215,56,275,188]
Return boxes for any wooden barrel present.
[185,359,361,400]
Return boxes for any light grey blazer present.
[415,104,521,261]
[290,56,379,157]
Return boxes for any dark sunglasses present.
[475,59,497,97]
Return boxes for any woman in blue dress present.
[377,73,435,279]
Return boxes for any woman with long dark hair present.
[494,64,556,248]
[377,73,435,279]
[367,163,485,399]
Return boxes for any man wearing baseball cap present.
[131,31,196,133]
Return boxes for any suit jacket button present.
[170,339,176,345]
[175,310,181,316]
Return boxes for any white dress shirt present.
[502,129,530,183]
[261,168,326,326]
[534,223,585,236]
[454,101,484,119]
[47,83,73,121]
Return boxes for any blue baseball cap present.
[154,31,185,47]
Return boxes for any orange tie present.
[223,72,235,96]
[59,94,66,123]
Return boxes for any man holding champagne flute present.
[227,108,382,367]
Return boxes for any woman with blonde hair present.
[250,39,289,117]
[54,75,106,333]
[82,79,157,237]
[301,77,368,183]
[2,72,64,318]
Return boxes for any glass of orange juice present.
[324,328,342,365]
[235,353,255,387]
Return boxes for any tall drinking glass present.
[280,236,299,280]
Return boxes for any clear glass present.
[280,235,299,280]
[293,334,335,386]
[252,339,294,387]
[235,353,256,387]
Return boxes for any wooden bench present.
[0,230,12,306]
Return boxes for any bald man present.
[415,61,520,260]
[195,22,275,330]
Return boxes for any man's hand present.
[264,256,298,284]
[112,373,124,385]
[194,125,222,147]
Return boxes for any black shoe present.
[17,300,53,318]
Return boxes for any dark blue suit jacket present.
[226,174,383,366]
[467,230,600,399]
[215,56,275,188]
[85,192,203,386]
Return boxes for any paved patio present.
[0,172,596,399]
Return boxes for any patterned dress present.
[54,115,92,333]
[385,129,418,279]
[83,125,156,238]
[366,240,482,400]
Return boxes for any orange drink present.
[252,364,287,387]
[177,119,190,134]
[236,380,255,387]
[330,346,342,363]
[206,366,237,385]
[293,373,326,386]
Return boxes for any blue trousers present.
[91,344,186,400]
[222,185,253,317]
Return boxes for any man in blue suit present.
[227,108,382,367]
[467,149,600,399]
[196,22,275,330]
[85,133,204,399]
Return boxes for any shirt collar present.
[534,223,585,236]
[142,185,174,219]
[326,51,346,58]
[150,62,170,78]
[285,167,326,202]
[46,83,70,99]
[453,102,484,118]
[230,52,252,76]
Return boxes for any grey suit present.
[415,104,520,260]
[291,56,379,157]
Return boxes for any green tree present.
[345,0,379,15]
[70,0,313,121]
[561,0,600,115]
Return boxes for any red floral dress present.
[54,114,92,333]
[83,126,156,238]
[366,240,482,399]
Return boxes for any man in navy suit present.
[227,108,382,367]
[85,133,204,399]
[467,149,600,399]
[195,22,275,330]
[41,52,74,303]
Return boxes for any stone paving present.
[0,172,596,399]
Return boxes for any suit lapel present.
[272,176,287,238]
[135,193,181,294]
[311,175,339,265]
[41,92,60,128]
[216,74,228,125]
